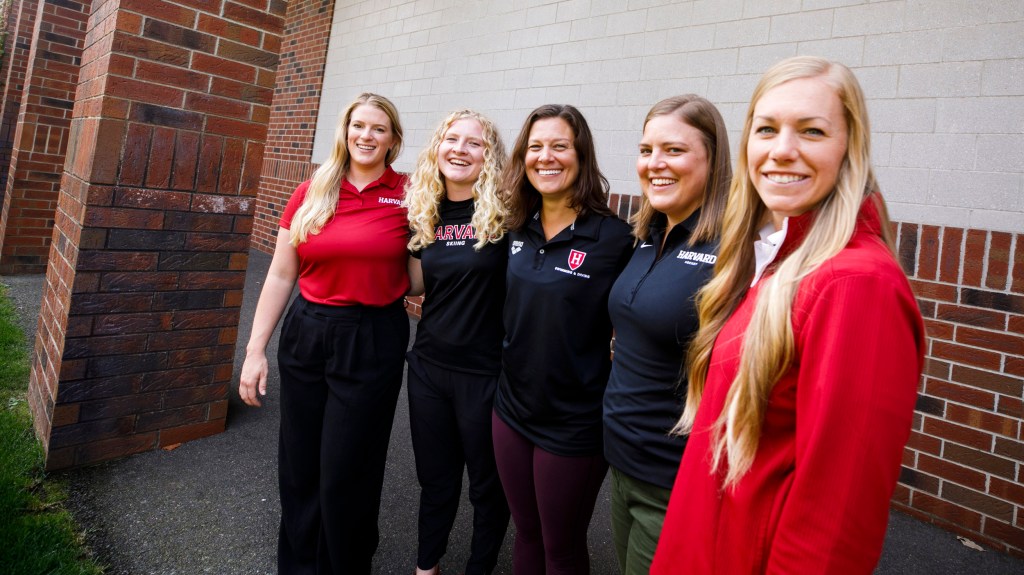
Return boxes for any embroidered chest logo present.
[676,250,717,266]
[378,196,402,206]
[511,240,523,255]
[435,224,475,246]
[568,249,587,270]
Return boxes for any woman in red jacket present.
[651,56,925,574]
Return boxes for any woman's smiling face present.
[524,117,579,202]
[747,76,849,229]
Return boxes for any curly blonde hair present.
[675,57,892,488]
[291,93,403,245]
[406,110,508,251]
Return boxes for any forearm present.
[246,274,295,355]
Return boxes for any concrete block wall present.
[249,0,1023,555]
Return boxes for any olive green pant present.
[609,466,673,575]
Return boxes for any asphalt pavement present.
[1,249,1021,574]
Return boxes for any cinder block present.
[970,207,1024,235]
[982,59,1024,97]
[537,21,572,45]
[692,0,744,25]
[875,166,933,203]
[646,4,693,32]
[869,98,937,133]
[706,72,760,104]
[944,22,1024,61]
[684,48,738,77]
[532,64,565,87]
[556,0,591,22]
[606,10,647,36]
[905,0,1024,31]
[714,17,771,49]
[976,135,1024,173]
[526,3,558,28]
[742,0,802,19]
[891,134,977,171]
[768,10,834,43]
[927,169,1022,209]
[664,24,715,53]
[797,36,864,66]
[863,31,945,67]
[935,97,1024,135]
[898,62,983,98]
[887,202,968,229]
[737,43,798,74]
[570,15,609,41]
[833,1,905,37]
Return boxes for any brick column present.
[28,0,285,469]
[252,0,336,253]
[0,0,41,260]
[0,0,89,274]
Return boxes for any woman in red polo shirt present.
[238,92,410,575]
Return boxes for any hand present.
[238,351,268,407]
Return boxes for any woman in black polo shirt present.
[602,95,731,574]
[404,110,511,575]
[492,104,633,575]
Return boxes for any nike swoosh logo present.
[640,243,653,248]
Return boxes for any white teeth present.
[650,178,677,186]
[357,144,375,151]
[765,173,805,184]
[538,169,562,176]
[449,159,469,166]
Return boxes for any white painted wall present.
[315,0,1024,233]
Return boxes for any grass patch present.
[0,282,104,575]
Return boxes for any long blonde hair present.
[631,94,732,244]
[676,57,894,488]
[406,110,508,251]
[290,93,404,245]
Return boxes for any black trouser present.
[276,295,409,575]
[407,352,510,575]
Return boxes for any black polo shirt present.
[412,197,508,375]
[603,210,719,488]
[495,209,633,456]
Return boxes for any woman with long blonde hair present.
[238,93,410,574]
[403,110,511,575]
[651,57,925,574]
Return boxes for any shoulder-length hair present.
[290,93,404,245]
[405,109,508,251]
[503,104,613,230]
[676,56,893,488]
[631,95,732,244]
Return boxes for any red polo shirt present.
[280,167,410,307]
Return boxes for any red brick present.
[196,134,223,193]
[157,419,224,447]
[932,341,1002,371]
[1009,314,1024,335]
[951,365,1024,397]
[83,206,163,230]
[1007,356,1024,378]
[114,188,191,211]
[197,13,261,46]
[955,326,1024,355]
[916,453,986,490]
[917,225,940,281]
[143,126,175,189]
[922,416,993,450]
[962,230,987,287]
[119,122,151,185]
[899,466,939,494]
[923,318,954,340]
[192,52,256,83]
[982,519,1024,553]
[162,383,229,408]
[986,232,1012,291]
[136,404,207,432]
[943,482,1014,522]
[69,433,159,468]
[111,31,190,66]
[171,131,201,191]
[52,403,80,427]
[993,437,1024,460]
[911,491,983,531]
[134,60,210,92]
[120,0,197,27]
[185,92,251,120]
[943,442,1016,480]
[909,279,957,303]
[945,403,1019,439]
[989,477,1024,507]
[997,396,1023,419]
[924,378,995,410]
[191,194,253,214]
[935,303,1006,331]
[223,2,284,33]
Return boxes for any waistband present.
[293,294,405,318]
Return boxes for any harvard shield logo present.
[568,249,587,270]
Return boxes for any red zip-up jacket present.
[651,196,925,574]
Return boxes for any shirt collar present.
[341,166,403,194]
[527,209,605,241]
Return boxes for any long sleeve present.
[766,267,924,574]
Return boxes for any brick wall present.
[27,0,285,468]
[250,0,335,251]
[0,0,89,274]
[0,0,40,263]
[893,222,1024,554]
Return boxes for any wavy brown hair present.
[503,104,613,230]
